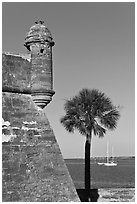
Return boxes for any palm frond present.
[93,122,106,138]
[100,108,120,130]
[60,115,75,133]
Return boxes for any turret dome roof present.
[24,21,54,50]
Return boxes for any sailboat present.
[97,161,104,165]
[97,157,105,165]
[104,142,117,167]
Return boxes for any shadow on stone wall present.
[76,189,99,202]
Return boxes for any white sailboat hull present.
[104,162,117,166]
[97,162,104,165]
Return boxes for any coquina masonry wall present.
[2,53,80,202]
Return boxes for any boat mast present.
[112,146,115,163]
[107,141,109,163]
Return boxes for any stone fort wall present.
[2,53,80,202]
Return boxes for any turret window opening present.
[40,48,44,53]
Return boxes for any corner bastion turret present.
[2,21,80,202]
[24,21,55,109]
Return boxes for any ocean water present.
[65,157,135,189]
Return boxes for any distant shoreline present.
[65,156,135,160]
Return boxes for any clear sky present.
[2,2,135,158]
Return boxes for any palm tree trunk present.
[85,135,91,194]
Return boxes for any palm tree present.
[60,88,120,200]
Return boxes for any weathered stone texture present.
[2,54,79,202]
[2,53,31,93]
